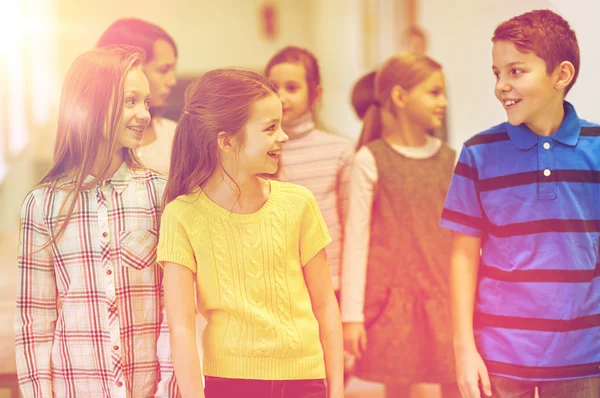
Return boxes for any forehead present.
[492,40,544,67]
[415,70,445,88]
[247,93,282,122]
[150,39,177,64]
[124,66,150,94]
[267,62,306,82]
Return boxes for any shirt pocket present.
[119,229,158,270]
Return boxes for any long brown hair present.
[38,45,146,245]
[164,69,277,205]
[356,53,442,150]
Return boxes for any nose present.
[278,128,289,144]
[166,71,177,88]
[440,94,448,108]
[137,104,151,123]
[495,75,511,93]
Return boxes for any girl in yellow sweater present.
[157,69,344,398]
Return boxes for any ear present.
[217,131,236,152]
[390,84,407,109]
[554,61,575,92]
[311,84,323,104]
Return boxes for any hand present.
[455,347,491,398]
[343,322,367,358]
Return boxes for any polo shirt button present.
[117,381,123,387]
[106,269,112,275]
[543,169,551,177]
[543,142,550,150]
[113,345,119,351]
[102,232,108,238]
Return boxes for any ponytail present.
[355,102,383,150]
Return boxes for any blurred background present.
[0,0,598,396]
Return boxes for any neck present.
[282,112,315,139]
[384,115,428,147]
[90,145,124,179]
[526,99,565,136]
[201,166,269,214]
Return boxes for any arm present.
[450,233,490,398]
[340,147,377,357]
[154,274,181,397]
[163,262,204,398]
[336,144,354,230]
[303,249,344,398]
[14,192,57,398]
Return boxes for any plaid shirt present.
[15,163,179,398]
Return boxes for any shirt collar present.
[56,162,133,195]
[506,101,581,150]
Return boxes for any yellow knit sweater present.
[157,180,331,380]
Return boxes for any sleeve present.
[14,191,57,398]
[154,278,181,398]
[157,202,197,272]
[440,144,486,237]
[340,147,378,323]
[299,190,332,266]
[336,143,354,234]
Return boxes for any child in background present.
[98,18,178,175]
[15,46,178,397]
[341,53,460,398]
[265,46,354,298]
[158,68,343,398]
[441,10,600,398]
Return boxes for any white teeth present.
[127,126,144,132]
[504,99,520,106]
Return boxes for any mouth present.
[503,99,521,109]
[127,125,145,139]
[267,149,282,159]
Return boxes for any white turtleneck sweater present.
[274,114,354,291]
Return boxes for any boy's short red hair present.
[492,9,580,95]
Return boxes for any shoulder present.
[131,167,167,194]
[164,191,203,217]
[463,123,509,148]
[313,129,354,151]
[272,180,317,207]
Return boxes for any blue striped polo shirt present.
[441,102,600,381]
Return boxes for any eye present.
[266,124,276,132]
[510,68,523,76]
[125,97,135,105]
[493,71,500,79]
[285,84,298,92]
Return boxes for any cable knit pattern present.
[157,180,331,380]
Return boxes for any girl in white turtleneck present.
[265,46,354,299]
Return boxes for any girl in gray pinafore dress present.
[341,53,460,397]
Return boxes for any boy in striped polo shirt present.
[441,10,600,398]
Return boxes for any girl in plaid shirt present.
[15,45,179,398]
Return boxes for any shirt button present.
[102,232,108,238]
[543,169,551,177]
[543,142,550,150]
[117,381,123,387]
[106,269,112,276]
[113,345,119,351]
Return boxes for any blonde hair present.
[356,53,442,149]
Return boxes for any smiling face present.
[115,65,151,150]
[403,70,448,130]
[236,93,288,175]
[492,40,563,132]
